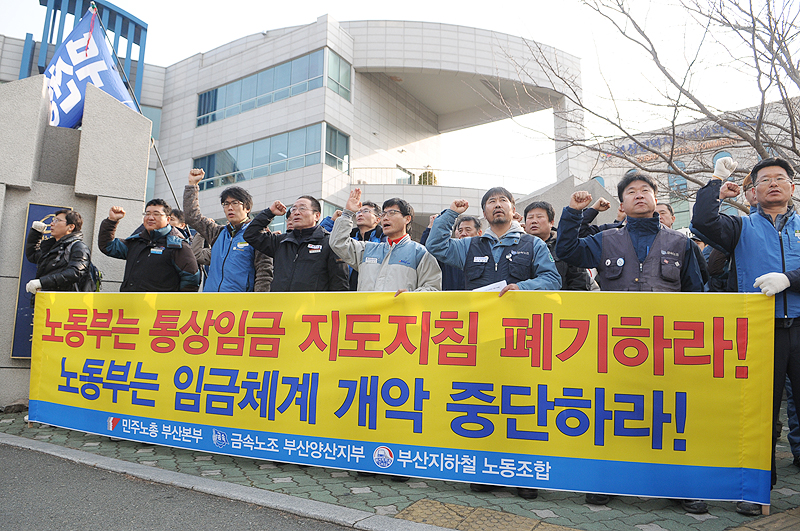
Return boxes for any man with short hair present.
[321,200,383,290]
[420,214,482,290]
[99,199,200,292]
[331,188,441,294]
[426,187,559,499]
[557,173,704,293]
[557,171,706,513]
[184,169,273,292]
[523,201,592,291]
[426,187,561,297]
[693,156,800,515]
[244,195,349,292]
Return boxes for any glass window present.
[253,138,270,168]
[274,62,291,90]
[325,125,349,173]
[257,68,274,96]
[197,50,328,126]
[192,124,326,189]
[270,133,288,162]
[241,75,258,102]
[327,50,351,101]
[291,55,309,85]
[140,105,162,140]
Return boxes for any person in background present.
[25,209,90,296]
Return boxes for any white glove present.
[31,221,47,232]
[754,273,791,297]
[713,157,738,180]
[26,279,42,294]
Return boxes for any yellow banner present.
[29,291,774,502]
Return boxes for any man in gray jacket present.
[330,188,441,295]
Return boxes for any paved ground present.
[0,444,352,531]
[2,406,800,531]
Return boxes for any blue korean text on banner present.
[44,9,136,128]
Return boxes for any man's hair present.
[751,157,796,182]
[170,208,186,224]
[617,171,658,201]
[456,215,481,232]
[361,201,381,216]
[656,203,674,216]
[55,209,82,232]
[146,198,172,216]
[297,195,321,213]
[383,198,414,234]
[220,186,253,211]
[480,187,515,211]
[523,201,555,222]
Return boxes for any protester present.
[426,186,560,500]
[184,169,273,292]
[99,200,200,292]
[243,196,349,292]
[25,209,90,296]
[655,203,709,287]
[556,171,706,513]
[523,201,592,291]
[420,214,482,290]
[692,156,800,516]
[426,187,561,297]
[169,208,192,240]
[330,189,441,294]
[321,198,383,290]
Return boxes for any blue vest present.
[735,211,800,318]
[204,221,256,292]
[463,233,538,290]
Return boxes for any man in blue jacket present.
[692,156,800,514]
[184,169,273,292]
[426,187,561,298]
[320,200,383,290]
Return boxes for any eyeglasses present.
[755,176,792,187]
[356,208,377,215]
[380,209,403,218]
[222,200,244,208]
[51,217,67,224]
[291,206,318,214]
[143,211,167,218]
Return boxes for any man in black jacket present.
[243,196,349,292]
[25,209,90,294]
[523,201,592,291]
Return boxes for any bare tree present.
[492,0,800,212]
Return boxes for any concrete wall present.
[0,76,152,407]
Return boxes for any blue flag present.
[45,8,136,128]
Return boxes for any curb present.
[0,431,451,531]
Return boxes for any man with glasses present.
[693,156,800,514]
[321,199,384,290]
[244,196,349,292]
[183,169,273,292]
[330,189,441,294]
[99,199,200,292]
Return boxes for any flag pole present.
[88,2,180,208]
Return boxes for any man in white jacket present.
[330,188,441,295]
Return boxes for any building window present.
[325,125,349,173]
[196,50,324,127]
[193,123,323,190]
[327,49,351,101]
[140,106,162,140]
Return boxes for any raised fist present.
[188,168,205,185]
[269,200,287,216]
[592,198,611,212]
[719,181,741,200]
[450,200,469,214]
[108,206,126,222]
[570,191,593,211]
[713,157,738,180]
[428,214,438,228]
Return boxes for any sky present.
[0,0,765,193]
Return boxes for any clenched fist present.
[108,206,126,222]
[570,191,593,211]
[188,168,205,185]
